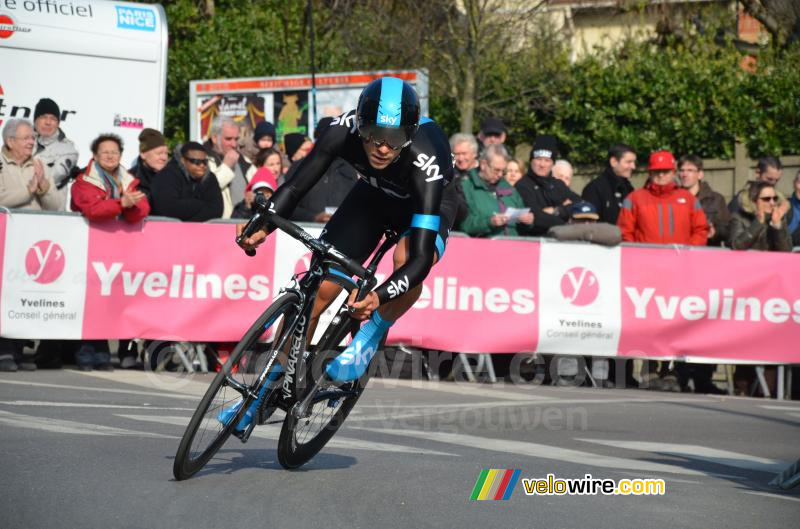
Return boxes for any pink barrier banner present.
[83,221,275,341]
[618,245,800,363]
[1,212,798,363]
[387,237,539,353]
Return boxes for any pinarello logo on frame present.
[25,241,66,284]
[560,267,599,306]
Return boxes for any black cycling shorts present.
[320,180,455,265]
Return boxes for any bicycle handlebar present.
[236,194,371,281]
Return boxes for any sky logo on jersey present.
[413,153,443,182]
[387,275,410,298]
[470,469,522,500]
[332,111,356,129]
[376,77,403,129]
[116,6,157,32]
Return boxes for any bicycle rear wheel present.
[173,292,300,480]
[276,309,366,469]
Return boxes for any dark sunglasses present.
[758,196,778,202]
[184,156,208,166]
[358,124,410,151]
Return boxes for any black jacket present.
[286,158,358,222]
[150,158,224,222]
[447,169,473,231]
[581,166,635,224]
[128,157,159,202]
[515,169,581,235]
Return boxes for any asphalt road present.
[1,368,798,529]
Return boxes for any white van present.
[0,1,167,168]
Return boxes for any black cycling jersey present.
[270,109,454,304]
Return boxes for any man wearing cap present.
[477,117,507,152]
[515,134,580,235]
[32,97,79,192]
[581,143,637,225]
[151,141,223,222]
[618,150,709,392]
[617,150,708,245]
[129,128,169,201]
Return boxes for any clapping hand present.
[121,190,145,209]
[771,200,790,227]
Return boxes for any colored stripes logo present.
[470,469,521,500]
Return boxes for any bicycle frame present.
[230,194,400,431]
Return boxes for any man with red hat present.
[618,149,709,392]
[617,150,709,245]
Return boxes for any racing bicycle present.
[173,194,398,480]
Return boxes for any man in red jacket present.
[618,150,709,245]
[617,150,709,392]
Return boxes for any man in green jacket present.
[460,144,533,237]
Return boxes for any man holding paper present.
[460,144,533,237]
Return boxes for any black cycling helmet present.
[356,77,420,150]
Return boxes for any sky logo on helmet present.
[376,77,404,129]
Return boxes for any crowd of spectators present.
[0,100,797,398]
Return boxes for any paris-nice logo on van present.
[25,241,66,284]
[560,267,599,306]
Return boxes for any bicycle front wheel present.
[173,292,300,480]
[276,310,365,469]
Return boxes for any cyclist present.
[237,76,455,383]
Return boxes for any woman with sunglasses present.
[237,77,457,383]
[150,141,223,222]
[729,180,792,251]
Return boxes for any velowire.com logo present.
[469,469,521,501]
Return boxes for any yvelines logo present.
[0,13,30,39]
[25,241,66,284]
[560,267,599,306]
[626,287,800,324]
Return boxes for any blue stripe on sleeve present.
[411,214,440,232]
[435,234,445,259]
